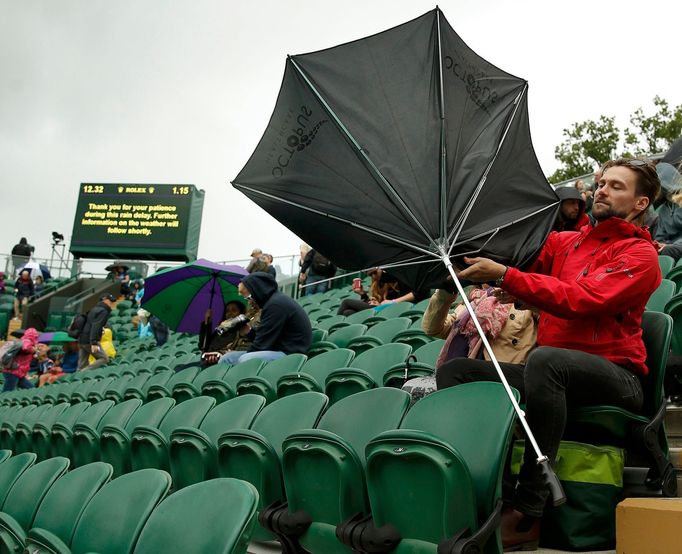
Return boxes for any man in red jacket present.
[437,158,661,550]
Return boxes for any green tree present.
[549,97,682,184]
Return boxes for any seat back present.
[198,395,266,443]
[1,456,70,531]
[124,397,176,434]
[301,349,355,377]
[31,462,114,546]
[640,311,673,418]
[96,398,144,432]
[0,452,37,506]
[238,354,308,396]
[646,279,676,312]
[351,342,412,381]
[328,324,367,347]
[132,478,259,554]
[371,302,414,320]
[158,396,216,440]
[366,383,518,544]
[314,315,346,331]
[70,469,172,554]
[412,339,445,365]
[364,317,411,342]
[659,255,674,277]
[222,358,267,388]
[188,363,230,392]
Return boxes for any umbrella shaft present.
[442,256,545,463]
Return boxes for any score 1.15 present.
[82,185,104,194]
[172,186,190,195]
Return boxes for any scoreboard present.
[70,183,205,261]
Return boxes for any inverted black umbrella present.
[233,8,563,503]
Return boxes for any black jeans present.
[337,298,372,317]
[436,346,644,517]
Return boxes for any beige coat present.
[421,289,537,365]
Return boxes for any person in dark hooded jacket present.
[219,272,312,365]
[553,186,591,232]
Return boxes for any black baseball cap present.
[100,293,117,302]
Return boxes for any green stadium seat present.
[646,279,676,312]
[276,349,356,397]
[25,462,113,553]
[307,323,367,357]
[73,399,143,468]
[32,402,90,461]
[356,382,519,554]
[30,387,51,406]
[14,403,69,456]
[391,316,433,350]
[201,358,265,405]
[325,343,413,404]
[0,405,37,451]
[659,255,674,277]
[73,377,116,404]
[310,328,328,343]
[43,383,69,405]
[28,469,171,554]
[172,363,231,404]
[11,403,52,453]
[0,452,10,466]
[566,311,677,496]
[131,478,259,554]
[346,317,412,355]
[102,374,135,403]
[147,366,201,402]
[217,391,328,541]
[100,397,175,478]
[664,294,682,356]
[236,354,308,403]
[329,309,376,332]
[0,453,37,507]
[401,297,432,322]
[130,396,216,472]
[362,301,415,327]
[266,388,411,554]
[382,339,445,388]
[120,373,151,400]
[52,400,115,461]
[664,265,682,293]
[124,370,173,401]
[116,300,134,312]
[56,382,83,404]
[0,457,70,553]
[169,395,265,490]
[313,315,346,332]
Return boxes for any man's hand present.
[457,257,507,283]
[238,324,251,337]
[493,290,517,304]
[90,345,100,354]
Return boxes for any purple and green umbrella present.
[38,331,76,344]
[141,259,248,334]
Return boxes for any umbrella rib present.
[436,8,447,241]
[450,201,560,250]
[288,56,437,248]
[446,83,528,252]
[234,183,439,259]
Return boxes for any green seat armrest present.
[0,512,27,553]
[25,527,71,554]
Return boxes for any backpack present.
[311,252,334,276]
[0,340,23,371]
[67,313,87,339]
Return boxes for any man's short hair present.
[601,158,661,207]
[100,293,116,302]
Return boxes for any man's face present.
[560,199,580,221]
[592,166,649,222]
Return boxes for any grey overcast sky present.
[1,0,681,266]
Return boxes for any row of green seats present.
[0,452,257,554]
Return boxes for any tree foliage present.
[549,96,682,184]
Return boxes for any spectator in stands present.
[247,255,269,274]
[89,327,116,365]
[245,248,263,273]
[132,279,145,305]
[136,309,153,338]
[402,284,537,402]
[149,314,169,347]
[13,269,34,319]
[436,158,661,550]
[337,267,426,316]
[263,254,277,279]
[59,342,79,374]
[2,327,38,391]
[10,237,34,273]
[114,265,130,296]
[78,293,116,371]
[199,300,255,366]
[0,272,6,295]
[300,249,337,295]
[33,275,45,296]
[653,162,682,257]
[299,244,311,270]
[36,344,65,387]
[219,272,312,365]
[552,187,590,232]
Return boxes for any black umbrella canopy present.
[233,8,559,290]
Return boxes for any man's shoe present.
[501,507,540,552]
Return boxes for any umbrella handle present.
[442,256,566,506]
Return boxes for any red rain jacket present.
[502,218,661,375]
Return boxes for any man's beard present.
[592,202,629,221]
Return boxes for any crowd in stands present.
[1,157,682,552]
